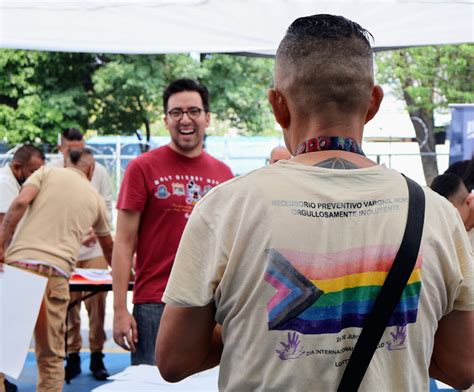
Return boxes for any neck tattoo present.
[295,136,364,156]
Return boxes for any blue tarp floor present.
[13,351,130,392]
[10,350,459,392]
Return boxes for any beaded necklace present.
[294,136,364,156]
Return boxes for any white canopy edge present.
[0,0,473,54]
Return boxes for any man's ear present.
[11,161,21,176]
[89,166,94,181]
[364,85,384,124]
[466,193,474,207]
[86,162,95,181]
[268,89,290,129]
[465,193,474,230]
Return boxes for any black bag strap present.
[338,175,425,392]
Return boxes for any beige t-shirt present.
[163,162,473,392]
[5,166,110,276]
[49,158,113,261]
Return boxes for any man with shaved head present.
[50,128,113,382]
[157,15,473,390]
[269,146,291,164]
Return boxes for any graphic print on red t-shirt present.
[117,145,234,304]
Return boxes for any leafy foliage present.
[0,50,276,147]
[376,45,473,113]
[200,54,275,134]
[375,44,474,184]
[0,50,96,147]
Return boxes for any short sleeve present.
[94,163,113,223]
[163,206,224,307]
[0,178,18,213]
[116,159,147,212]
[23,165,45,190]
[93,197,111,236]
[222,164,234,182]
[452,220,474,311]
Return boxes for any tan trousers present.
[35,274,70,392]
[67,256,108,353]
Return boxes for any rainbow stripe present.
[265,246,422,335]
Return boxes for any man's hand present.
[82,228,98,247]
[113,308,138,352]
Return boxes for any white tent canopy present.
[1,0,473,54]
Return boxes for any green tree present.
[376,44,474,185]
[0,50,277,149]
[200,54,275,134]
[0,49,97,147]
[0,50,44,146]
[91,54,200,148]
[91,53,275,142]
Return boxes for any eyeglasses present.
[167,107,204,121]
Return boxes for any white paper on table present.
[0,264,47,378]
[435,380,456,390]
[72,268,112,281]
[93,381,163,391]
[93,365,219,391]
[107,365,167,384]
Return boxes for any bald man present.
[269,146,291,164]
[50,128,113,381]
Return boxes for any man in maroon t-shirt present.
[112,79,234,365]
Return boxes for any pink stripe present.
[264,272,291,312]
[276,246,423,280]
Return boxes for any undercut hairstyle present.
[163,79,210,113]
[68,148,94,165]
[275,14,374,117]
[12,144,45,164]
[62,128,84,142]
[445,159,474,192]
[430,173,468,206]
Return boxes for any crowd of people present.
[0,13,472,392]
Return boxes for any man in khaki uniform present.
[49,128,113,381]
[0,148,113,392]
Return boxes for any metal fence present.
[0,139,450,198]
